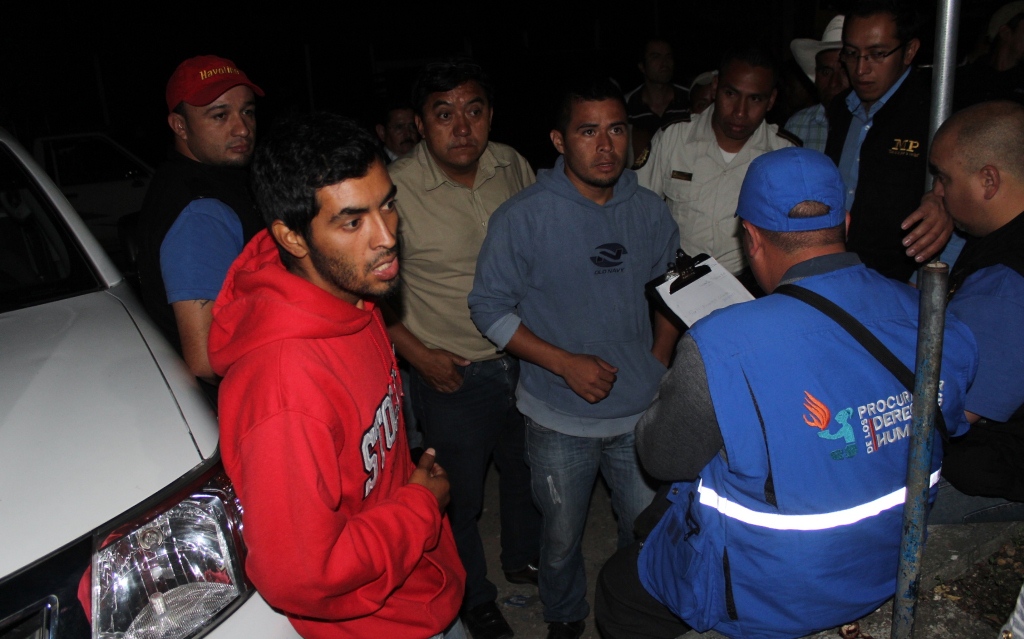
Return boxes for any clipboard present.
[645,249,754,327]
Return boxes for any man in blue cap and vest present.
[595,147,978,639]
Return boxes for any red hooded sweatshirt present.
[209,230,465,638]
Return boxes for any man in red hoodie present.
[208,112,466,639]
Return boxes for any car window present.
[46,136,150,187]
[0,145,101,313]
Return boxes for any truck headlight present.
[91,471,250,639]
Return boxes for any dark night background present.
[0,0,1001,171]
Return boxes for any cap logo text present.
[199,66,241,81]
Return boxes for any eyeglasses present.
[815,65,842,78]
[838,43,905,66]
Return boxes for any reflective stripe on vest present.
[697,469,941,531]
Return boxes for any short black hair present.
[638,37,672,64]
[759,201,846,252]
[554,75,626,134]
[941,100,1024,178]
[379,99,415,127]
[251,112,384,247]
[411,57,493,114]
[718,45,780,88]
[847,0,924,44]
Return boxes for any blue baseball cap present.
[735,147,846,232]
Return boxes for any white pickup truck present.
[1,128,299,639]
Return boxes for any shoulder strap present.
[775,284,949,443]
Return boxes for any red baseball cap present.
[165,55,265,113]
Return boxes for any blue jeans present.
[410,356,541,610]
[399,367,424,450]
[525,418,655,622]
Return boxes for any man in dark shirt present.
[624,39,690,161]
[376,102,421,163]
[137,55,265,393]
[824,0,952,282]
[927,101,1024,523]
[954,2,1024,110]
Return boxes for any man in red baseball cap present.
[137,55,266,402]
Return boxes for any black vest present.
[136,152,264,348]
[825,69,931,282]
[948,211,1024,422]
[948,211,1024,425]
[948,211,1024,298]
[941,212,1024,502]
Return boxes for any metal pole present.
[927,0,960,191]
[891,262,950,639]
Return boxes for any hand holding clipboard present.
[646,249,754,327]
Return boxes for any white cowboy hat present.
[791,15,845,82]
[688,70,717,93]
[989,2,1024,39]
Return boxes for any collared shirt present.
[784,103,829,153]
[625,83,692,137]
[388,140,535,361]
[838,67,912,210]
[635,105,794,275]
[779,251,863,285]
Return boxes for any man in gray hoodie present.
[469,76,680,639]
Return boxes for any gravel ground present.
[479,464,1024,639]
[483,469,616,639]
[930,528,1024,632]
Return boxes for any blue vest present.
[638,264,977,639]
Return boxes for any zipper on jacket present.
[743,372,777,507]
[723,548,738,620]
[684,491,701,541]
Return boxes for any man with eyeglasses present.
[823,0,953,283]
[785,15,848,152]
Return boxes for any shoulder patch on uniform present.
[776,128,803,147]
[632,147,651,170]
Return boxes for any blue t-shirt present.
[948,264,1024,421]
[160,198,245,303]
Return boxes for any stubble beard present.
[583,174,621,189]
[307,242,399,301]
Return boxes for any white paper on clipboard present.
[654,255,754,326]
